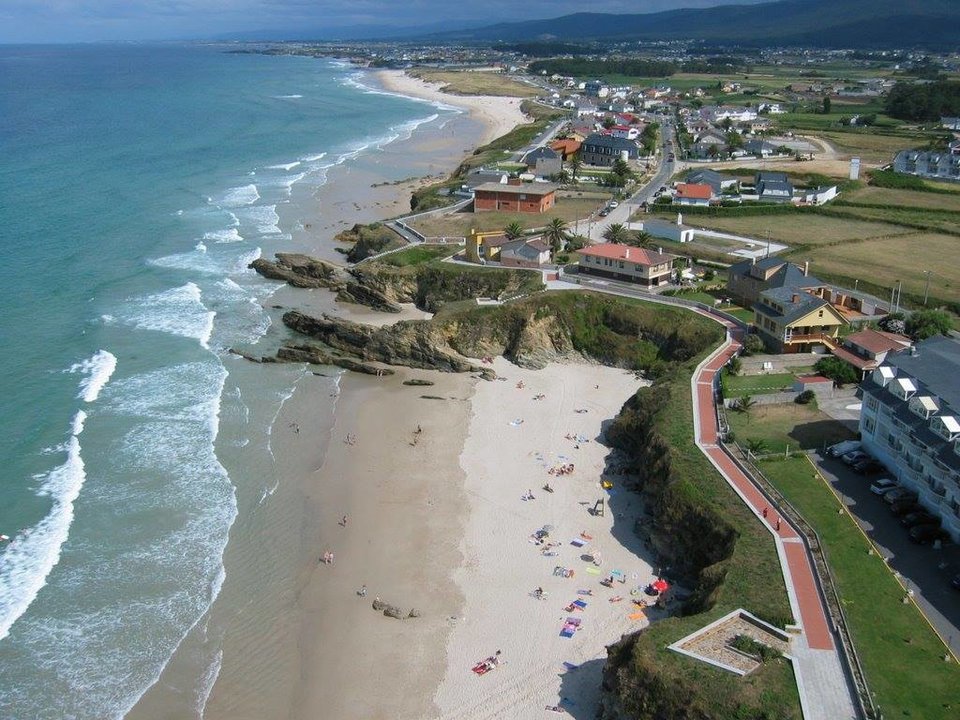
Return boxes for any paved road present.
[586,120,678,241]
[812,451,960,655]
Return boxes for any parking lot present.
[813,450,960,655]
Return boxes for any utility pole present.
[923,270,932,305]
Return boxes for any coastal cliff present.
[276,292,723,376]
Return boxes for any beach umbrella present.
[651,579,669,593]
[542,524,554,532]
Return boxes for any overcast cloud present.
[0,0,765,44]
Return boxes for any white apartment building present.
[858,336,960,541]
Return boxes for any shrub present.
[906,309,953,340]
[730,634,782,662]
[795,389,816,405]
[741,333,765,356]
[814,356,859,386]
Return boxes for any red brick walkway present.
[692,314,834,651]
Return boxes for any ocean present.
[0,43,460,718]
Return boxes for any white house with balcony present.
[858,336,960,542]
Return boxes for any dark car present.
[890,499,920,517]
[901,510,937,528]
[909,523,949,544]
[852,459,884,475]
[884,487,918,505]
[598,208,610,217]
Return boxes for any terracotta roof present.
[844,328,911,355]
[481,234,512,247]
[577,243,674,266]
[796,375,832,384]
[551,138,582,155]
[676,183,713,200]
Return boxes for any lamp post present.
[923,270,932,305]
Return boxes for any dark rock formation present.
[403,379,435,386]
[249,253,345,289]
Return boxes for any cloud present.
[0,0,764,43]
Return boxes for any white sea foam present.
[203,227,243,244]
[274,94,302,99]
[0,411,88,641]
[265,161,301,171]
[300,152,327,163]
[235,205,280,235]
[195,241,208,253]
[67,350,118,403]
[216,184,259,208]
[342,72,463,114]
[119,282,215,349]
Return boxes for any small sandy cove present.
[289,353,661,719]
[375,69,531,146]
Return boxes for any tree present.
[565,235,588,251]
[568,155,582,183]
[504,221,524,241]
[602,222,629,244]
[745,438,769,455]
[602,116,616,129]
[814,356,859,386]
[631,230,653,248]
[741,333,765,356]
[822,96,831,114]
[544,217,569,255]
[906,309,953,340]
[736,394,756,422]
[727,356,742,376]
[550,169,570,184]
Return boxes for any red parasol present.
[651,579,669,593]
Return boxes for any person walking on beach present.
[341,515,348,527]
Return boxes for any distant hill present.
[427,0,960,49]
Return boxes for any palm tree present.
[602,222,629,244]
[544,217,569,255]
[737,394,756,423]
[745,438,769,455]
[631,230,653,249]
[503,221,524,241]
[568,155,582,183]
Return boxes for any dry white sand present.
[375,70,532,147]
[433,358,661,720]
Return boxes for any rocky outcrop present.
[281,311,480,374]
[249,253,346,289]
[276,345,394,375]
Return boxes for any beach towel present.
[628,612,645,620]
[560,628,575,638]
[562,661,580,671]
[570,538,586,548]
[576,590,592,596]
[572,599,587,609]
[585,566,602,575]
[566,617,581,626]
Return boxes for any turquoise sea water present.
[0,44,454,717]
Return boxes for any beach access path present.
[691,318,859,720]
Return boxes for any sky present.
[0,0,769,44]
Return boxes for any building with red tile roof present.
[576,243,675,287]
[675,183,714,206]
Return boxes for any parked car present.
[884,487,918,505]
[901,510,937,528]
[598,208,610,217]
[870,478,898,496]
[852,459,884,475]
[828,440,861,458]
[608,201,619,209]
[890,499,921,516]
[842,450,869,466]
[909,523,949,544]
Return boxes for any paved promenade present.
[690,314,859,720]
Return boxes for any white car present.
[870,478,898,496]
[608,201,619,208]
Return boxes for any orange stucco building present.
[473,182,557,213]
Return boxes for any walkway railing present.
[730,442,878,720]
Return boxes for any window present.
[863,417,876,434]
[865,395,879,412]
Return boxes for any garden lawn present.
[843,186,960,212]
[724,372,798,395]
[727,403,855,454]
[759,456,960,719]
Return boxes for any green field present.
[409,69,538,97]
[723,372,797,396]
[759,456,960,719]
[679,213,915,247]
[378,245,460,267]
[842,186,960,212]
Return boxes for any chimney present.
[792,293,800,304]
[658,247,663,255]
[507,177,521,186]
[804,260,810,276]
[625,248,630,259]
[752,256,756,265]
